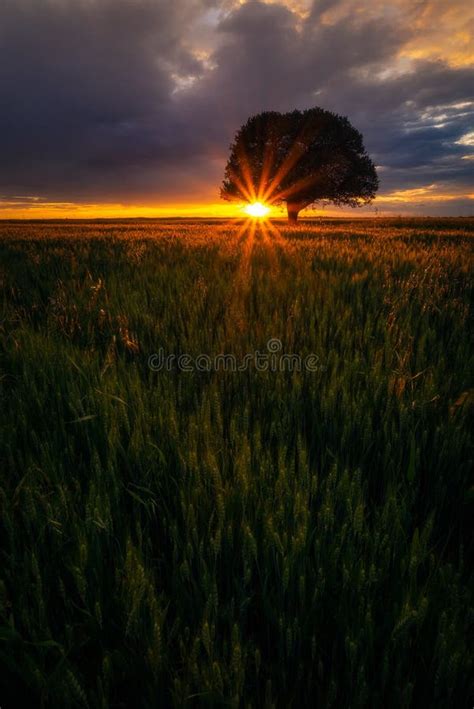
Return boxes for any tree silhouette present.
[221,108,379,222]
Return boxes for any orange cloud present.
[375,184,474,203]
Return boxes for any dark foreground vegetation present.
[0,218,472,707]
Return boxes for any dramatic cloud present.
[0,0,472,215]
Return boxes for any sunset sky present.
[0,0,473,218]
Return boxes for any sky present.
[0,0,473,218]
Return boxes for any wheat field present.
[0,218,472,707]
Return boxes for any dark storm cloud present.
[0,0,472,211]
[318,60,474,192]
[0,0,216,200]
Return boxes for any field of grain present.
[0,218,472,707]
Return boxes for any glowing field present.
[0,218,472,707]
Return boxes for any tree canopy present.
[221,108,379,222]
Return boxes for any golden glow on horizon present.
[0,199,281,220]
[0,186,473,220]
[244,201,270,218]
[0,202,253,220]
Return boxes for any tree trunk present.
[287,203,300,223]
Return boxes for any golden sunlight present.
[244,201,270,218]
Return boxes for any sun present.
[244,201,270,218]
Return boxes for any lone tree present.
[221,107,378,222]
